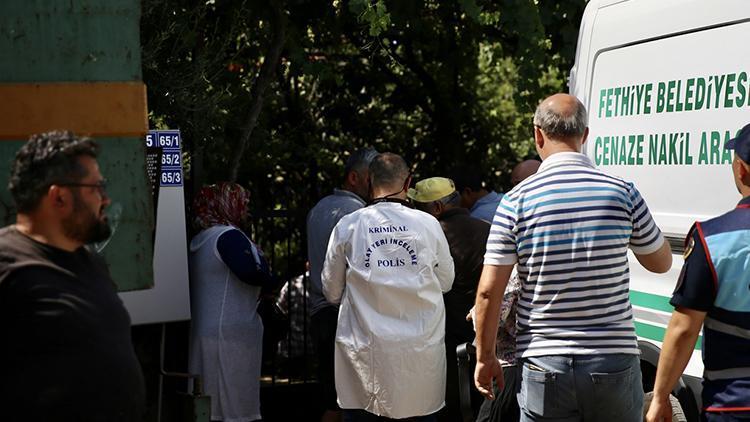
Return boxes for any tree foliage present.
[141,0,587,272]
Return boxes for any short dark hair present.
[450,167,484,192]
[344,147,379,178]
[369,153,409,189]
[9,130,100,213]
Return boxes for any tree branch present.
[229,0,287,182]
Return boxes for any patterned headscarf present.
[193,182,251,230]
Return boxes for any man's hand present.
[473,264,513,400]
[474,357,503,400]
[645,395,673,422]
[647,307,705,422]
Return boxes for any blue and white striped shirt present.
[485,152,664,357]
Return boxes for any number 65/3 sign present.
[160,169,182,186]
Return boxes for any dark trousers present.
[311,306,340,411]
[441,314,481,422]
[476,365,521,422]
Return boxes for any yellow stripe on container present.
[0,82,148,139]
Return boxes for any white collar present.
[538,152,594,173]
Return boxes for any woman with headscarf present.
[188,182,270,422]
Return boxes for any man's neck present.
[371,187,407,201]
[339,184,366,202]
[541,139,581,160]
[15,214,82,252]
[439,204,465,217]
[341,182,355,192]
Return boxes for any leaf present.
[459,0,482,22]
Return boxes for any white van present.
[570,0,750,419]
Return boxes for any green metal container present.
[0,0,154,291]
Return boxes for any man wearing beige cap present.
[409,177,490,421]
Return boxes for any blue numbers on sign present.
[147,130,184,187]
[146,130,181,148]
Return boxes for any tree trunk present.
[228,0,286,182]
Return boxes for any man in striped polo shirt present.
[473,93,672,421]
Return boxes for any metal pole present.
[157,323,166,422]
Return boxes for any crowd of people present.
[1,91,749,422]
[307,93,750,422]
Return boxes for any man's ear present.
[435,200,445,216]
[581,127,590,145]
[739,159,750,183]
[48,185,65,208]
[346,170,358,187]
[534,126,545,150]
[47,185,73,212]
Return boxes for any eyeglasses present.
[58,179,108,196]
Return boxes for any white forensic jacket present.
[322,201,455,419]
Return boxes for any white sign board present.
[120,130,191,325]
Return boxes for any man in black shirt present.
[0,130,145,421]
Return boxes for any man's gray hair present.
[369,153,409,189]
[439,190,461,207]
[415,190,460,214]
[533,97,588,139]
[345,147,379,177]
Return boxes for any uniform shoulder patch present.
[683,236,695,260]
